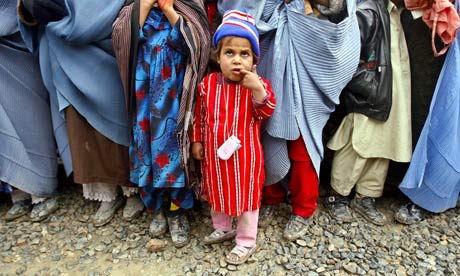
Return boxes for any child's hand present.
[140,0,157,9]
[157,0,178,25]
[158,0,174,12]
[192,142,204,160]
[240,65,267,102]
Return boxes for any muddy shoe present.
[123,196,144,221]
[167,211,190,248]
[283,215,310,241]
[394,203,424,225]
[149,208,167,237]
[351,197,386,226]
[92,195,124,227]
[258,204,276,228]
[4,200,32,221]
[324,195,353,222]
[30,197,59,222]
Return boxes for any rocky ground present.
[0,184,459,276]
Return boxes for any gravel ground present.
[0,184,459,276]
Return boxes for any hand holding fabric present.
[22,0,68,24]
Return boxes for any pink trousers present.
[211,209,259,247]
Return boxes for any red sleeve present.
[252,78,276,120]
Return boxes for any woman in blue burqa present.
[0,0,58,221]
[17,0,145,226]
[395,20,460,224]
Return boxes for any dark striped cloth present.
[112,3,133,104]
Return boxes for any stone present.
[29,238,40,245]
[15,266,27,275]
[87,249,95,257]
[0,187,459,275]
[95,245,105,252]
[343,262,359,274]
[3,256,13,263]
[219,257,227,268]
[3,242,12,251]
[16,239,26,246]
[281,256,289,264]
[316,266,326,273]
[146,239,167,252]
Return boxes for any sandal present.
[226,244,257,265]
[204,229,236,245]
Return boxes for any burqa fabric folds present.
[18,0,129,176]
[255,0,361,184]
[399,26,460,212]
[0,0,57,197]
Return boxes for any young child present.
[191,10,276,265]
[114,0,210,247]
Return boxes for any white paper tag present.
[217,135,241,160]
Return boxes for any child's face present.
[217,37,254,82]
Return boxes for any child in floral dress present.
[125,0,210,247]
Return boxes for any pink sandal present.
[226,244,257,265]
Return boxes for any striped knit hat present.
[213,9,260,59]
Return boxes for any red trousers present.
[262,137,318,217]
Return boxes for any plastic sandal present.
[226,244,257,265]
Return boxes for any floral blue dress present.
[130,9,193,212]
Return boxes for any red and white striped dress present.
[192,72,276,216]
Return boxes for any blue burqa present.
[399,28,460,213]
[18,0,129,175]
[0,0,57,196]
